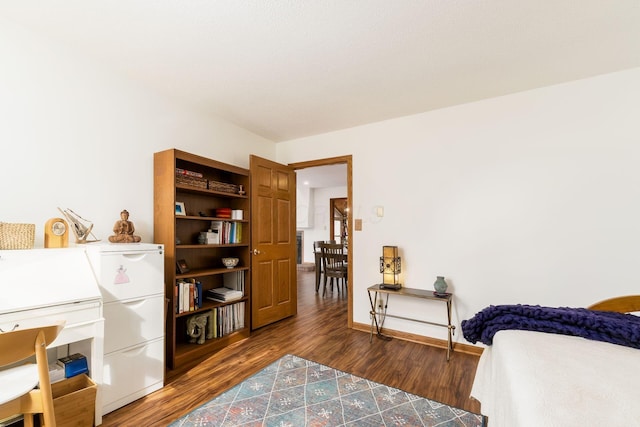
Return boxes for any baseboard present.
[351,321,483,357]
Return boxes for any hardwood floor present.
[101,271,482,426]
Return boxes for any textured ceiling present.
[2,1,639,142]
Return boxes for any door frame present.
[330,197,348,245]
[288,155,353,328]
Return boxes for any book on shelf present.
[223,271,245,293]
[205,287,243,302]
[200,229,220,244]
[212,301,245,337]
[175,279,203,313]
[210,220,242,244]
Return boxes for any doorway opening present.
[289,155,353,328]
[330,197,348,248]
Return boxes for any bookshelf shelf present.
[176,243,249,249]
[154,148,252,371]
[176,266,249,279]
[174,329,250,366]
[174,296,249,318]
[177,215,248,222]
[176,184,249,199]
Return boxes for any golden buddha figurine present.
[108,209,142,243]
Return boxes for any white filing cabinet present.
[86,243,165,416]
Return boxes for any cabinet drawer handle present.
[121,253,147,261]
[122,299,147,308]
[121,343,148,357]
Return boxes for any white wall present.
[4,18,639,348]
[0,21,276,247]
[277,67,640,346]
[298,186,347,263]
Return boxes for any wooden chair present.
[313,241,324,293]
[588,295,640,313]
[319,243,348,296]
[0,322,65,427]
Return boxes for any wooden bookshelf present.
[154,149,251,370]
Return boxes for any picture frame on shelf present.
[175,202,186,216]
[176,259,190,274]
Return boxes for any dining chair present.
[0,322,65,427]
[319,242,348,296]
[313,241,324,292]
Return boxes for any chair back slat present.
[320,243,346,270]
[0,323,65,367]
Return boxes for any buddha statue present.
[108,209,141,243]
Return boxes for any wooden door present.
[250,155,297,329]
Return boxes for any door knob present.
[253,249,261,255]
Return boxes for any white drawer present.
[90,249,164,302]
[101,337,164,415]
[0,300,102,343]
[103,295,164,354]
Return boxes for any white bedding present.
[470,330,640,427]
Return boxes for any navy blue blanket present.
[461,304,640,349]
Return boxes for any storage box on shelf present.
[154,149,251,370]
[51,374,97,427]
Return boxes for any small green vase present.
[434,276,447,294]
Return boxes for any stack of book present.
[224,271,245,293]
[210,220,242,244]
[215,207,232,218]
[206,287,243,302]
[175,279,203,313]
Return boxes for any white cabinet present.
[86,243,165,416]
[0,248,105,426]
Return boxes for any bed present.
[463,296,640,427]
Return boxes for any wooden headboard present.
[588,295,640,313]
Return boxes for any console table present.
[367,284,455,361]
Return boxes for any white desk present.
[0,248,105,426]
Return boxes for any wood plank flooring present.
[101,271,482,426]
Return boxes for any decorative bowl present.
[221,257,239,269]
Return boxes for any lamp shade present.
[380,245,401,289]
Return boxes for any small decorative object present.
[379,245,401,290]
[0,222,35,250]
[175,202,186,216]
[186,310,214,344]
[108,209,142,243]
[238,184,246,196]
[215,208,232,218]
[114,265,130,284]
[176,259,190,274]
[222,257,239,269]
[434,276,448,296]
[44,217,68,248]
[58,208,99,243]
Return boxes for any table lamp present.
[379,245,401,289]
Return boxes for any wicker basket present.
[208,180,240,194]
[0,222,35,249]
[176,174,208,189]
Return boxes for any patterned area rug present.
[169,354,486,426]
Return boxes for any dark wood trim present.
[289,155,354,329]
[352,321,484,356]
